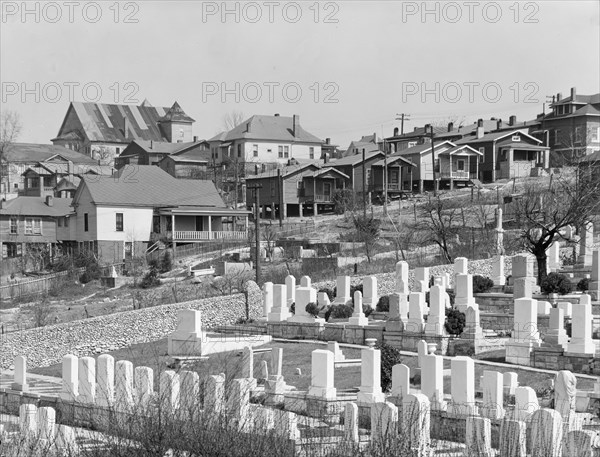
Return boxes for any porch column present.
[207,216,212,240]
[171,214,175,239]
[299,203,303,218]
[508,149,514,179]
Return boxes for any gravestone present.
[390,364,410,399]
[498,420,526,457]
[371,402,398,446]
[566,298,595,354]
[349,290,369,326]
[414,267,430,293]
[363,276,378,308]
[463,306,483,340]
[448,356,476,416]
[492,255,505,286]
[406,292,425,333]
[265,347,287,395]
[285,275,296,305]
[455,274,477,312]
[327,341,346,362]
[300,275,311,287]
[495,208,505,255]
[421,353,446,411]
[454,257,468,287]
[357,347,385,403]
[401,393,431,456]
[545,308,568,349]
[135,366,154,409]
[115,360,134,411]
[505,297,541,365]
[344,402,359,443]
[61,354,78,400]
[590,250,600,300]
[307,349,336,399]
[263,282,273,318]
[481,370,504,420]
[19,403,37,434]
[333,276,351,305]
[547,242,561,273]
[530,408,563,457]
[503,372,518,396]
[96,354,115,407]
[12,355,27,391]
[465,416,493,457]
[513,386,539,421]
[554,370,577,420]
[417,340,428,368]
[37,406,56,443]
[425,284,445,336]
[288,286,321,323]
[386,292,408,331]
[268,284,291,322]
[576,221,594,267]
[395,261,409,294]
[168,309,203,356]
[160,370,180,417]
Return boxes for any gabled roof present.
[341,140,383,157]
[158,102,195,123]
[394,140,455,157]
[246,163,318,180]
[549,104,600,120]
[372,155,416,167]
[208,115,322,144]
[75,166,226,208]
[330,150,384,167]
[1,143,97,164]
[119,140,202,157]
[0,196,74,217]
[455,130,543,145]
[164,148,211,163]
[310,167,349,180]
[54,101,194,144]
[438,145,483,156]
[21,162,114,177]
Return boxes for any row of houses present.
[0,86,598,276]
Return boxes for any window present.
[124,242,133,259]
[84,213,89,232]
[25,218,41,235]
[479,147,485,163]
[9,217,17,234]
[253,144,258,157]
[116,213,124,232]
[511,135,521,142]
[408,141,417,148]
[278,146,283,158]
[2,242,20,259]
[64,216,69,227]
[58,217,63,227]
[284,146,289,158]
[271,183,275,197]
[457,159,465,171]
[237,144,242,158]
[297,181,304,189]
[116,147,121,155]
[366,169,372,184]
[434,158,440,172]
[309,147,314,159]
[591,127,599,142]
[554,129,561,145]
[43,176,53,187]
[575,126,583,144]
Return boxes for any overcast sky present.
[1,1,599,148]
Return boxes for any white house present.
[62,166,249,264]
[208,114,323,167]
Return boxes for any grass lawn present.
[29,340,597,399]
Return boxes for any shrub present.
[363,305,373,318]
[160,249,173,273]
[376,295,390,312]
[375,342,403,392]
[328,304,353,319]
[472,275,494,293]
[350,284,363,302]
[577,277,589,292]
[79,271,92,284]
[305,302,320,318]
[290,302,295,315]
[318,287,335,302]
[445,308,465,335]
[140,267,161,289]
[540,272,573,295]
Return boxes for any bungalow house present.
[52,101,197,166]
[66,166,249,264]
[369,154,416,199]
[245,162,349,219]
[329,150,385,195]
[0,143,97,199]
[455,125,549,182]
[0,196,73,278]
[208,114,323,168]
[114,139,209,170]
[390,141,482,192]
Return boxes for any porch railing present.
[438,171,477,180]
[173,231,247,241]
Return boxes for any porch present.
[438,146,481,184]
[153,207,250,243]
[497,146,549,180]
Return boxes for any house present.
[0,196,73,278]
[66,166,249,264]
[341,134,384,158]
[0,143,97,199]
[245,162,349,219]
[369,154,416,199]
[537,87,600,165]
[321,138,339,160]
[455,124,549,182]
[329,150,385,194]
[158,148,212,179]
[52,101,197,166]
[208,114,323,167]
[578,150,600,183]
[114,139,209,170]
[21,162,113,199]
[387,141,481,192]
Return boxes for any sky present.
[1,0,599,149]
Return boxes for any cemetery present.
[1,221,600,455]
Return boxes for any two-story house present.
[52,101,197,166]
[455,125,549,182]
[65,166,249,264]
[114,139,209,170]
[0,143,97,200]
[0,196,73,278]
[538,87,600,165]
[245,162,349,219]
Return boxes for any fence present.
[0,263,124,302]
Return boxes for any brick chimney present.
[394,127,399,136]
[448,122,454,132]
[193,136,198,142]
[496,119,502,130]
[246,122,251,133]
[123,116,129,139]
[557,92,562,102]
[293,115,300,137]
[476,119,484,139]
[46,195,54,207]
[149,140,153,150]
[372,132,377,143]
[509,115,517,126]
[325,138,330,145]
[570,87,576,100]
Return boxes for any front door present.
[323,182,332,200]
[195,216,203,231]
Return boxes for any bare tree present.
[221,111,246,132]
[262,224,278,261]
[0,111,22,196]
[511,172,600,284]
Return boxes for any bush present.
[577,277,589,292]
[305,302,320,318]
[160,249,173,273]
[79,271,93,284]
[375,342,403,392]
[445,307,465,335]
[540,272,573,295]
[350,284,363,302]
[140,267,161,289]
[318,287,335,302]
[472,275,494,293]
[327,304,353,319]
[363,305,373,318]
[290,302,295,315]
[376,295,390,312]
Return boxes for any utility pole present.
[383,134,388,216]
[396,113,411,135]
[362,148,367,218]
[247,184,262,284]
[428,124,438,197]
[277,168,283,227]
[234,157,239,208]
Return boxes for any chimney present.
[393,127,399,136]
[373,132,377,143]
[46,195,54,207]
[293,115,300,137]
[274,113,280,117]
[149,140,153,150]
[476,119,484,139]
[509,115,517,126]
[67,160,74,178]
[557,92,562,102]
[246,122,251,133]
[193,136,198,142]
[325,138,330,144]
[123,116,129,138]
[324,153,330,164]
[496,119,502,130]
[0,199,4,209]
[447,122,454,132]
[570,87,576,100]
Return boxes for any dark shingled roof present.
[159,102,195,123]
[208,115,322,144]
[79,166,226,208]
[1,143,97,164]
[0,196,74,216]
